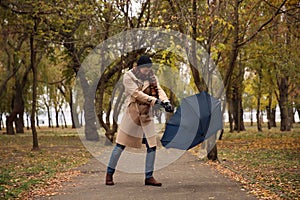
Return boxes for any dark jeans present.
[107,141,157,179]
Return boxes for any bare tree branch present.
[137,0,151,28]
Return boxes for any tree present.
[266,1,300,131]
[30,17,40,150]
[0,2,32,135]
[95,0,153,142]
[0,0,52,150]
[162,0,289,159]
[41,0,129,141]
[26,0,101,140]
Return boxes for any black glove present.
[155,99,162,105]
[153,99,164,110]
[162,102,174,112]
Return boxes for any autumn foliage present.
[193,123,300,200]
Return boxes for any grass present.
[1,123,299,199]
[204,122,300,200]
[0,127,91,199]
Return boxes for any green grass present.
[0,128,91,199]
[215,123,300,200]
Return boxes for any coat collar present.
[127,70,150,91]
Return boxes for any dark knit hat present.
[137,55,152,68]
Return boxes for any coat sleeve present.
[123,72,157,106]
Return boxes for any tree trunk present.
[77,68,99,141]
[63,30,99,139]
[271,108,276,127]
[207,145,218,161]
[71,105,80,128]
[207,134,218,162]
[6,82,25,134]
[224,0,242,133]
[250,108,253,126]
[60,108,68,128]
[228,100,234,133]
[289,107,294,127]
[45,102,52,128]
[256,66,262,131]
[35,114,40,128]
[278,76,291,131]
[234,54,246,132]
[55,107,59,128]
[6,115,15,135]
[15,114,24,133]
[26,113,30,130]
[232,86,245,132]
[0,113,2,130]
[69,89,79,128]
[83,91,98,141]
[30,19,39,151]
[266,95,277,129]
[99,81,124,143]
[63,47,96,138]
[256,107,262,132]
[267,75,276,128]
[267,105,271,129]
[278,8,293,131]
[14,85,25,133]
[6,90,16,134]
[223,0,239,92]
[296,105,300,123]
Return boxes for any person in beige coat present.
[105,55,173,186]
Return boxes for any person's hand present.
[155,99,162,105]
[153,99,163,110]
[162,102,174,112]
[154,100,174,112]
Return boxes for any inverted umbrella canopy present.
[161,91,223,150]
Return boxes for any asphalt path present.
[36,151,257,200]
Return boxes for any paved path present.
[37,152,257,200]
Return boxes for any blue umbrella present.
[161,92,223,150]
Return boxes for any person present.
[105,55,173,186]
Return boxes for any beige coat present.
[116,69,169,148]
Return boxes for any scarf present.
[132,67,158,98]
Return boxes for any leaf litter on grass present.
[0,129,92,200]
[192,126,300,200]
